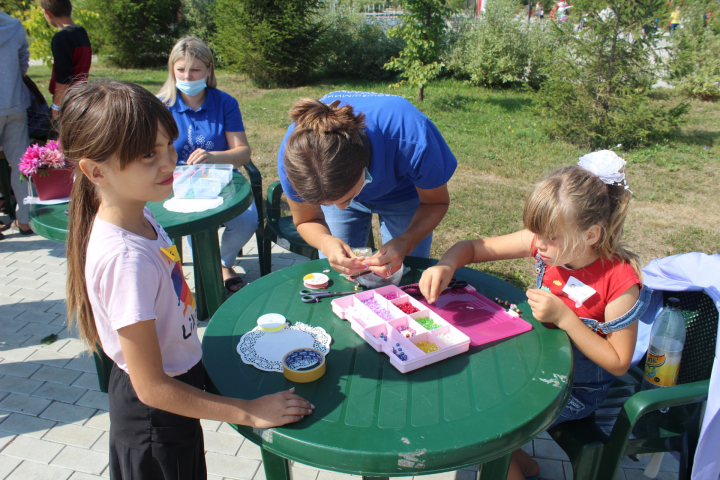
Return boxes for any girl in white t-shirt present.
[62,80,313,480]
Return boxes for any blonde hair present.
[523,166,642,279]
[157,37,217,107]
[62,80,179,353]
[283,98,370,205]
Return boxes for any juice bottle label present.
[643,346,682,387]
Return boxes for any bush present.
[446,0,550,88]
[84,0,182,68]
[314,5,405,81]
[180,0,217,47]
[213,0,323,88]
[532,0,688,148]
[672,30,720,100]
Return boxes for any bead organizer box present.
[331,285,471,373]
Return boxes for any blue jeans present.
[186,200,259,267]
[552,344,616,426]
[320,197,433,258]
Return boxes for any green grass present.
[28,64,720,289]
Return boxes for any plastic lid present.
[257,313,286,332]
[667,297,681,308]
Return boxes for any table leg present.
[477,453,511,480]
[190,237,208,321]
[261,448,293,480]
[192,229,225,318]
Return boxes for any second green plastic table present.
[202,257,573,480]
[27,171,253,319]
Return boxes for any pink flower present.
[18,142,68,177]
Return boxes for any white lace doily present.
[237,322,331,372]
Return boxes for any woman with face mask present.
[158,37,257,292]
[278,92,457,277]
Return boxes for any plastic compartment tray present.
[331,285,472,373]
[173,164,233,199]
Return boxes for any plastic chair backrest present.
[668,291,718,384]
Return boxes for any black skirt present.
[108,361,207,480]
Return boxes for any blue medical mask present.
[176,77,207,97]
[347,168,373,207]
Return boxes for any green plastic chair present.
[263,181,374,275]
[550,290,717,480]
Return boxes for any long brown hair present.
[522,166,642,278]
[283,98,371,205]
[61,80,178,353]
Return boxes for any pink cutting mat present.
[415,286,532,346]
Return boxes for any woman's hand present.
[187,148,216,165]
[363,237,411,277]
[244,388,314,428]
[526,288,574,329]
[322,237,368,275]
[419,265,455,304]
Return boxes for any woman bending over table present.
[158,37,257,292]
[277,91,457,276]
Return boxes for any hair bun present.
[289,98,366,143]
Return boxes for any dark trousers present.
[108,361,207,480]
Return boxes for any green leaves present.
[383,0,454,101]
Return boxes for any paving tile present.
[70,373,100,391]
[43,291,68,302]
[0,319,28,333]
[91,431,109,453]
[205,452,260,480]
[21,336,71,352]
[29,366,81,387]
[534,438,570,461]
[14,299,59,313]
[619,455,651,469]
[291,467,320,480]
[15,310,59,325]
[0,346,35,362]
[7,280,46,294]
[563,461,573,480]
[40,402,96,425]
[0,408,10,424]
[534,457,566,480]
[69,473,106,480]
[36,282,67,294]
[659,453,679,473]
[0,294,20,307]
[17,322,64,338]
[59,340,89,356]
[0,430,16,450]
[315,471,362,480]
[6,260,41,272]
[0,332,32,346]
[208,475,224,480]
[47,303,69,315]
[204,430,244,456]
[2,435,65,464]
[5,460,73,480]
[0,275,17,286]
[0,376,43,395]
[237,439,263,460]
[0,413,56,438]
[623,469,677,480]
[521,440,534,457]
[0,455,23,478]
[51,444,108,475]
[36,263,68,274]
[84,411,110,431]
[76,391,109,411]
[38,273,67,285]
[218,422,239,435]
[200,418,222,432]
[44,423,104,449]
[2,285,22,297]
[0,309,28,322]
[32,383,87,404]
[64,355,96,373]
[25,349,73,368]
[0,394,52,416]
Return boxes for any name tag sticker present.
[562,276,596,308]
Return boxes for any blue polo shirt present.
[277,91,457,205]
[168,88,245,165]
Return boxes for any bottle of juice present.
[641,297,686,391]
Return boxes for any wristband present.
[51,103,60,111]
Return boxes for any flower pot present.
[31,167,74,201]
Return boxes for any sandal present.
[224,276,244,292]
[0,221,10,232]
[13,221,34,235]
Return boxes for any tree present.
[532,0,689,148]
[384,0,454,101]
[84,0,182,68]
[213,0,323,88]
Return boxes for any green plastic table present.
[27,172,253,319]
[202,257,573,480]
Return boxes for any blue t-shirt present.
[277,91,457,205]
[168,88,245,165]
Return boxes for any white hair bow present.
[577,150,632,192]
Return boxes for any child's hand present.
[419,265,455,304]
[526,288,573,328]
[245,388,314,428]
